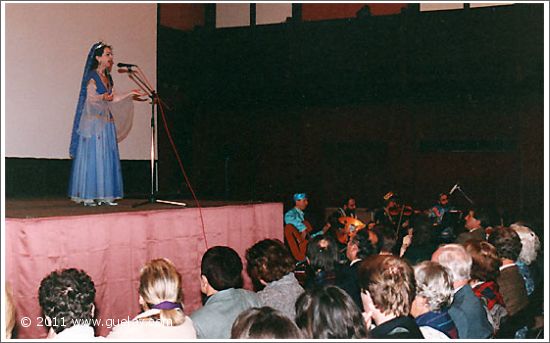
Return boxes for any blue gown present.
[68,71,123,203]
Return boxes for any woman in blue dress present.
[68,42,142,206]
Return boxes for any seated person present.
[303,235,341,290]
[411,261,458,339]
[245,239,304,319]
[231,306,302,339]
[432,244,493,338]
[107,258,196,339]
[295,285,368,339]
[358,255,424,339]
[190,246,261,339]
[38,268,99,339]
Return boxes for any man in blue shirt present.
[284,193,309,241]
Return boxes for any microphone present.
[449,183,459,195]
[117,62,137,68]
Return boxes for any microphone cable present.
[156,93,209,251]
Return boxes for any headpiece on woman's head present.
[294,193,307,201]
[69,41,109,157]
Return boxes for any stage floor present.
[5,197,263,219]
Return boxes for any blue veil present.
[69,42,103,157]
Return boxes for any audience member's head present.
[463,240,501,282]
[372,224,397,255]
[295,285,367,339]
[464,207,496,230]
[5,283,16,339]
[411,261,454,317]
[201,246,244,294]
[38,268,96,335]
[431,244,472,287]
[410,215,437,247]
[346,229,377,262]
[510,223,540,266]
[306,236,339,273]
[488,226,522,262]
[138,258,187,326]
[358,255,416,322]
[245,239,295,290]
[231,307,302,339]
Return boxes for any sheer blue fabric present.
[68,43,123,203]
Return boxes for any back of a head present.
[201,246,243,291]
[349,229,378,259]
[306,236,338,272]
[413,261,454,311]
[231,307,302,339]
[5,283,16,339]
[38,268,96,334]
[372,224,397,254]
[411,215,436,246]
[510,223,540,265]
[488,226,523,261]
[357,255,415,317]
[139,258,186,326]
[432,244,472,283]
[245,239,295,287]
[463,240,501,282]
[295,285,367,339]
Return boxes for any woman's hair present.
[91,42,112,70]
[231,307,302,339]
[245,239,295,286]
[5,283,16,339]
[413,261,454,311]
[306,236,339,272]
[358,255,416,317]
[295,285,368,339]
[464,240,501,282]
[488,226,523,261]
[139,258,186,326]
[510,223,540,265]
[411,215,436,246]
[201,246,244,291]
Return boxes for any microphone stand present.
[124,66,186,208]
[455,185,474,205]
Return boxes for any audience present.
[510,222,541,296]
[372,224,398,255]
[107,258,196,339]
[431,244,493,338]
[339,229,377,310]
[303,235,341,290]
[38,268,98,339]
[411,261,458,339]
[245,239,304,319]
[358,255,424,339]
[401,215,439,264]
[455,208,490,244]
[190,246,261,339]
[295,285,368,339]
[5,283,16,339]
[230,306,302,339]
[463,240,507,334]
[487,227,529,317]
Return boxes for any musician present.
[284,193,310,241]
[323,196,357,236]
[428,192,452,225]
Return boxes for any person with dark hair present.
[303,235,341,290]
[323,196,358,238]
[295,285,368,339]
[245,239,304,319]
[455,208,492,244]
[401,215,439,264]
[488,227,528,317]
[358,255,423,339]
[38,268,97,339]
[464,240,507,334]
[230,307,302,339]
[428,192,452,225]
[68,42,144,206]
[339,229,377,310]
[190,246,261,339]
[372,223,397,255]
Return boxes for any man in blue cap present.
[284,193,310,241]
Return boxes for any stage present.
[4,197,283,338]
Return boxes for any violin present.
[387,204,415,217]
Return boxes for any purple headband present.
[151,301,182,310]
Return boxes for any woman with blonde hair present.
[107,258,196,339]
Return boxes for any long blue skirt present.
[68,118,123,203]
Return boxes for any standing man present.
[284,193,310,241]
